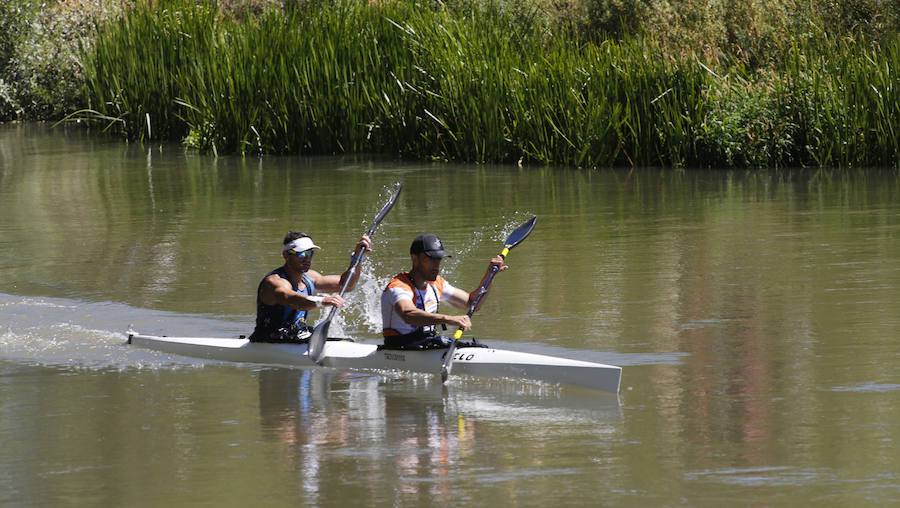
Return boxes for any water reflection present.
[256,368,621,502]
[4,125,900,505]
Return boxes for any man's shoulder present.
[433,275,449,292]
[261,266,286,282]
[262,272,291,289]
[303,269,324,282]
[385,272,414,292]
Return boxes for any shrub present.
[0,0,123,121]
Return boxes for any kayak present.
[127,332,622,393]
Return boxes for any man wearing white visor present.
[249,231,371,343]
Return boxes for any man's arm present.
[308,235,371,293]
[442,255,508,312]
[259,274,344,310]
[393,298,472,331]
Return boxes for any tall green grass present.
[780,37,899,167]
[78,3,204,140]
[79,0,898,168]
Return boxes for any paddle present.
[308,182,402,365]
[440,216,538,382]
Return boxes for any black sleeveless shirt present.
[249,267,315,341]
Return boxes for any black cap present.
[410,234,452,258]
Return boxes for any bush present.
[0,0,123,121]
[696,74,803,167]
[0,0,36,119]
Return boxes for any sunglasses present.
[287,249,315,260]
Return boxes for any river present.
[1,123,897,506]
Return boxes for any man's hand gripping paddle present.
[440,216,537,382]
[308,183,402,365]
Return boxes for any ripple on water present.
[830,383,900,393]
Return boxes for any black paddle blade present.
[308,319,330,365]
[366,183,402,236]
[440,353,452,383]
[503,216,537,251]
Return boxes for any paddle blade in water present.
[308,320,330,365]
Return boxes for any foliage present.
[779,36,900,167]
[0,0,38,119]
[3,0,898,167]
[0,0,125,121]
[695,74,803,167]
[80,0,710,165]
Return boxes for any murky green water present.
[1,124,898,506]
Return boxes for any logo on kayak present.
[440,351,476,361]
[384,352,406,362]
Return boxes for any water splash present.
[0,293,246,371]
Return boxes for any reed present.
[79,3,219,140]
[692,34,898,168]
[779,37,899,167]
[79,0,898,168]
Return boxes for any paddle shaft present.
[453,256,504,340]
[321,242,368,322]
[440,253,503,381]
[441,217,536,382]
[320,207,385,318]
[331,191,395,300]
[308,183,402,365]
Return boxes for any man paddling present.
[249,231,371,343]
[380,234,506,349]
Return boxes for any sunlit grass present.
[79,0,898,168]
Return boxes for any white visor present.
[282,237,321,253]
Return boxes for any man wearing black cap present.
[380,233,507,348]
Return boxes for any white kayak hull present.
[127,333,621,393]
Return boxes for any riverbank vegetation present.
[1,0,897,168]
